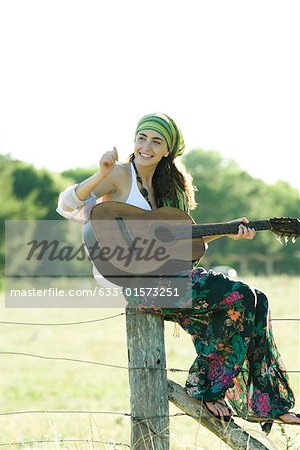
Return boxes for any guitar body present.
[83,202,205,286]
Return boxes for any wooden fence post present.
[126,307,169,450]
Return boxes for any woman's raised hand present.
[228,217,256,240]
[99,146,118,176]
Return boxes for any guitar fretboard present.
[173,220,272,239]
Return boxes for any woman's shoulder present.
[115,161,131,173]
[93,161,131,198]
[100,161,131,182]
[112,161,131,182]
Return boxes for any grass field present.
[0,276,299,449]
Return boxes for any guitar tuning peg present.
[292,235,297,244]
[284,236,289,245]
[276,235,283,244]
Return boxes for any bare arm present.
[56,147,121,222]
[202,217,256,243]
[75,146,119,200]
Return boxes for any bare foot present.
[205,400,231,419]
[278,412,300,424]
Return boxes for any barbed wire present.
[0,408,290,426]
[0,312,126,326]
[0,409,131,417]
[0,351,128,370]
[1,350,299,373]
[0,314,299,326]
[0,409,185,419]
[0,438,130,448]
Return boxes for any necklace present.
[132,160,153,209]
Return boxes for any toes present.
[216,400,232,417]
[214,403,228,418]
[205,402,220,417]
[207,402,219,415]
[204,401,232,420]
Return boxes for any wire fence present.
[0,440,131,448]
[1,309,299,448]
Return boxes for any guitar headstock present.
[269,217,300,244]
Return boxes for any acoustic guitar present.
[83,202,299,287]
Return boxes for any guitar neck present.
[191,220,272,238]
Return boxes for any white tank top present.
[92,162,152,287]
[125,163,152,211]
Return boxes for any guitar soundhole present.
[154,226,175,243]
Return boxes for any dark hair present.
[128,153,197,212]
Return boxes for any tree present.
[183,149,299,274]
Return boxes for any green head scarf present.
[135,112,185,158]
[134,112,190,212]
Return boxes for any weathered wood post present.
[168,380,271,450]
[126,307,169,450]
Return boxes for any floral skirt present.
[124,267,295,430]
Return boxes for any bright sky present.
[0,0,299,189]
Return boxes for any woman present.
[57,112,299,433]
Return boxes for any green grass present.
[0,276,299,449]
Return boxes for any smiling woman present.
[56,111,300,432]
[127,112,196,212]
[131,129,170,209]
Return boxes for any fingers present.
[229,217,256,240]
[236,224,256,240]
[99,147,119,174]
[112,146,118,161]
